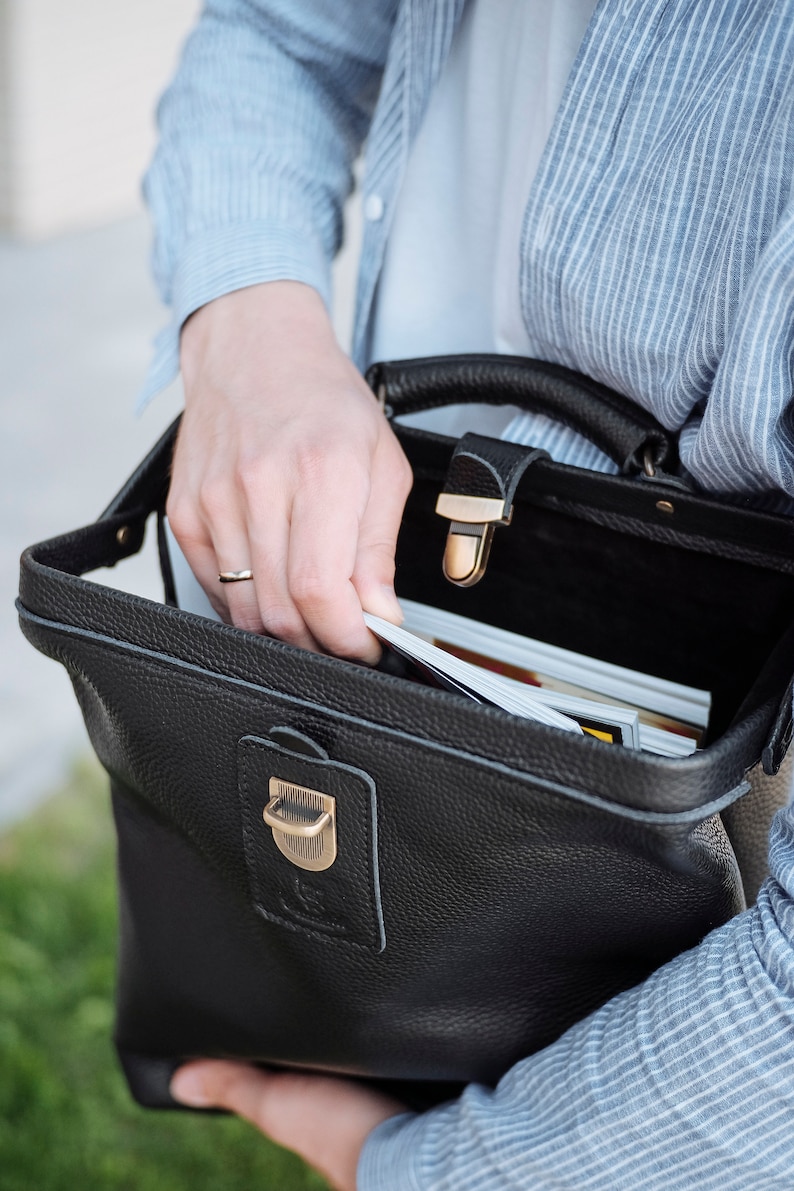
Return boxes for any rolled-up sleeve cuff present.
[137,219,331,410]
[357,1112,431,1190]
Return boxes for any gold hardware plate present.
[264,777,337,871]
[435,493,508,524]
[436,493,512,586]
[441,520,494,586]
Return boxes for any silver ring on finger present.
[218,569,254,584]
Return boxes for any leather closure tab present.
[437,434,549,586]
[238,734,385,952]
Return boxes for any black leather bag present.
[17,355,794,1111]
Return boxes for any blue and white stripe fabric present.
[360,801,794,1189]
[142,0,794,1185]
[513,0,794,496]
[143,0,794,503]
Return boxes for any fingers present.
[170,422,411,661]
[284,420,413,658]
[169,283,415,659]
[170,1061,407,1191]
[223,515,304,646]
[213,533,265,636]
[352,433,413,624]
[240,442,360,655]
[168,439,320,647]
[286,449,384,662]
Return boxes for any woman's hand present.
[170,1061,407,1191]
[169,281,413,662]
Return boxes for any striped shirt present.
[143,1,794,1185]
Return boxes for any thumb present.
[355,546,405,624]
[170,1060,406,1191]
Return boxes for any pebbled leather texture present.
[721,750,794,904]
[238,735,385,952]
[367,354,676,474]
[17,359,794,1106]
[762,672,794,776]
[442,433,549,507]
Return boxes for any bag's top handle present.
[16,369,794,777]
[366,354,675,477]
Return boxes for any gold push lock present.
[435,493,512,586]
[264,777,337,871]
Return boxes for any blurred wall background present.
[0,0,199,236]
[0,1,199,825]
[0,1,361,828]
[0,9,354,1182]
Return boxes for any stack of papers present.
[366,601,710,756]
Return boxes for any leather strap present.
[441,433,550,508]
[20,379,792,773]
[435,434,549,586]
[367,354,675,475]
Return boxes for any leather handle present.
[366,354,676,476]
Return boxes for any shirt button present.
[364,193,385,222]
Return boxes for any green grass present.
[0,757,328,1191]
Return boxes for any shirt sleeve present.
[140,0,398,404]
[359,798,794,1189]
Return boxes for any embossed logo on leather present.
[277,875,347,937]
[238,734,385,952]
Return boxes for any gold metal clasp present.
[435,493,512,586]
[264,777,337,871]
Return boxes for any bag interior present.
[395,468,794,745]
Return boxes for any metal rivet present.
[656,500,675,515]
[116,525,131,545]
